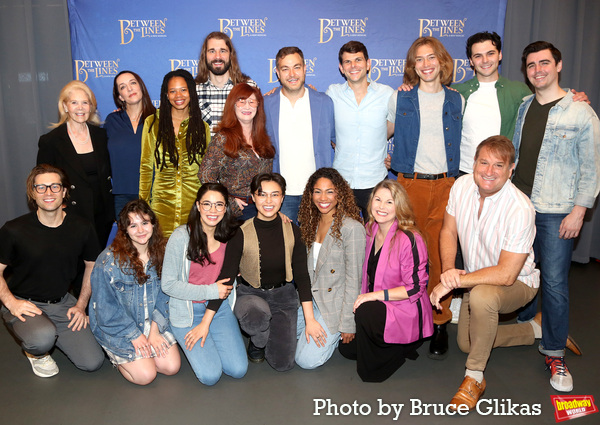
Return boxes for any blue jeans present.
[238,203,257,222]
[171,302,247,386]
[280,195,302,225]
[519,213,572,356]
[114,194,139,218]
[295,302,340,369]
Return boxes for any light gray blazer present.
[308,217,366,334]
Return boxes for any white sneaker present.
[545,356,573,392]
[25,352,59,377]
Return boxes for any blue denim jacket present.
[513,90,600,213]
[90,247,170,359]
[390,85,463,177]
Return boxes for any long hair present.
[51,80,101,128]
[186,183,239,265]
[111,199,166,284]
[112,70,156,123]
[298,168,361,250]
[216,83,274,159]
[151,69,207,171]
[403,37,454,86]
[365,180,422,247]
[195,31,250,85]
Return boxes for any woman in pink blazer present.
[339,179,433,382]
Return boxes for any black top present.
[207,215,311,311]
[367,242,382,293]
[0,212,100,300]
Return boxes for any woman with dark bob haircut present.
[161,183,248,385]
[199,83,275,220]
[90,199,181,385]
[295,168,365,369]
[105,70,155,216]
[140,69,210,237]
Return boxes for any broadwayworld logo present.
[119,19,167,45]
[74,59,119,82]
[551,395,598,422]
[418,18,467,38]
[219,18,267,39]
[318,18,367,44]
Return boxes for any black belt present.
[402,172,448,180]
[23,295,64,304]
[239,277,287,291]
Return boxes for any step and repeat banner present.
[68,0,507,121]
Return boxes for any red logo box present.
[551,395,598,422]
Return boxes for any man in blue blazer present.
[264,46,335,222]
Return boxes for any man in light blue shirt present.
[326,41,394,218]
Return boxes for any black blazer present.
[37,123,114,244]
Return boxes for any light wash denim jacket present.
[89,247,170,359]
[161,225,220,328]
[513,90,600,213]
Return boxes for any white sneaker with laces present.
[25,352,59,377]
[545,356,573,392]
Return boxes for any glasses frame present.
[235,98,259,108]
[33,183,64,194]
[199,201,226,212]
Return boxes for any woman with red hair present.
[199,83,275,220]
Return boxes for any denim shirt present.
[89,247,170,359]
[513,90,600,213]
[390,85,463,177]
[161,225,220,328]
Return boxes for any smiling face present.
[206,38,231,77]
[126,212,154,251]
[116,72,143,107]
[370,188,395,228]
[339,51,370,85]
[276,53,306,95]
[473,146,514,198]
[526,49,562,92]
[63,89,91,124]
[234,94,258,125]
[414,44,441,85]
[33,172,66,213]
[252,180,284,221]
[197,190,227,230]
[167,76,191,112]
[312,177,338,218]
[469,40,502,83]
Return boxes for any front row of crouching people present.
[0,147,589,410]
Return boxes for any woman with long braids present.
[140,69,210,237]
[295,168,365,369]
[161,184,247,385]
[90,199,181,385]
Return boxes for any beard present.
[207,59,231,76]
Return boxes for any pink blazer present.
[362,220,433,344]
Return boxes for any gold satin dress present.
[139,112,210,237]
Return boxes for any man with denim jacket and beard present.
[512,41,600,393]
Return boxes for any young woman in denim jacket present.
[161,184,248,385]
[90,200,181,385]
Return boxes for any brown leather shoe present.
[449,376,486,411]
[533,312,582,356]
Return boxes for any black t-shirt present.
[0,212,101,300]
[513,97,562,196]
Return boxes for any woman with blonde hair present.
[339,179,433,382]
[37,80,114,247]
[295,168,365,369]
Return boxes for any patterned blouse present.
[198,132,273,217]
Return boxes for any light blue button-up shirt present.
[327,80,394,189]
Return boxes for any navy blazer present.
[37,123,114,245]
[263,86,335,173]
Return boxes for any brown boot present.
[449,376,486,411]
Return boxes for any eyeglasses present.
[235,98,258,108]
[33,183,63,194]
[199,201,226,212]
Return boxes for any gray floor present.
[1,261,598,425]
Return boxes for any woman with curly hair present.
[295,168,366,369]
[339,179,433,382]
[90,199,181,385]
[199,83,274,220]
[140,69,210,237]
[161,183,247,385]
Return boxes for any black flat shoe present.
[428,323,448,360]
[247,340,265,363]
